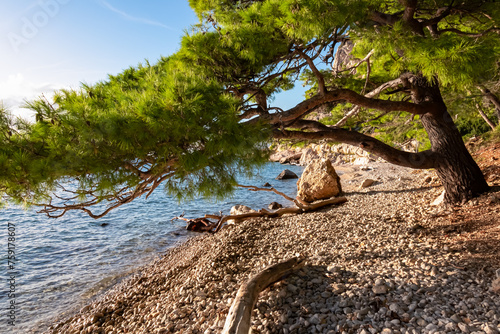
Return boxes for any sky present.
[0,0,306,120]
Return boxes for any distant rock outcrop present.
[297,159,342,203]
[299,148,319,166]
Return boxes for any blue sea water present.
[0,162,303,333]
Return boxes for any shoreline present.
[40,161,500,333]
[26,232,194,334]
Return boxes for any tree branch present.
[274,128,438,169]
[335,78,404,127]
[437,26,500,37]
[475,103,497,130]
[297,48,326,94]
[36,171,175,219]
[478,85,500,111]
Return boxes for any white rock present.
[353,156,372,165]
[431,190,445,206]
[227,205,256,224]
[359,179,376,189]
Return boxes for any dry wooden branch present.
[211,196,347,233]
[237,184,307,208]
[173,184,347,233]
[222,257,306,334]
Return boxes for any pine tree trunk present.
[420,108,489,203]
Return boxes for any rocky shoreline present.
[38,159,500,334]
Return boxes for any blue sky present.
[0,0,306,120]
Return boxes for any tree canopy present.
[1,0,499,217]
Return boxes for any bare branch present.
[222,257,306,334]
[37,171,175,219]
[337,49,375,76]
[478,85,500,111]
[476,103,497,130]
[296,48,326,95]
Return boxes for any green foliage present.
[2,0,500,216]
[0,57,269,211]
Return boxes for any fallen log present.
[222,257,306,334]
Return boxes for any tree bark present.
[420,107,489,203]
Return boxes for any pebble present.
[40,163,500,334]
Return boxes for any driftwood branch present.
[172,185,347,233]
[210,196,347,233]
[222,257,306,334]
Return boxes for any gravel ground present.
[42,163,500,334]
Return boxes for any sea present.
[0,162,304,333]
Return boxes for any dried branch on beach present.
[222,257,306,334]
[172,185,347,233]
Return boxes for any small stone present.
[309,314,320,325]
[359,178,376,189]
[321,292,332,298]
[492,277,500,294]
[426,323,438,331]
[268,202,283,210]
[373,285,388,295]
[332,283,346,294]
[484,325,499,334]
[357,307,370,316]
[431,190,445,206]
[287,284,298,293]
[389,303,401,313]
[458,322,470,333]
[485,310,496,319]
[416,318,428,327]
[445,322,458,331]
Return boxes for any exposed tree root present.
[172,185,347,233]
[222,257,306,334]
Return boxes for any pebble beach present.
[41,163,500,334]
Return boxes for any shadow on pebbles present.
[45,163,500,334]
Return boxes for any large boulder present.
[276,169,299,180]
[297,159,342,202]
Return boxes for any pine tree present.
[1,0,499,217]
